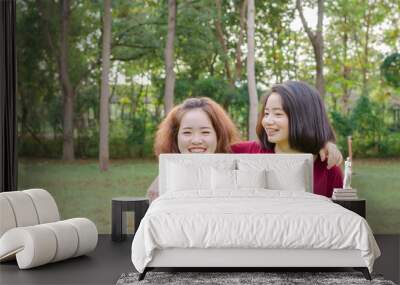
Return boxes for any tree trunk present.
[292,32,299,79]
[59,0,75,161]
[315,0,325,97]
[234,0,247,81]
[247,0,258,141]
[342,16,351,113]
[271,37,277,82]
[99,0,112,171]
[362,0,372,94]
[314,34,325,97]
[214,0,233,84]
[164,0,176,115]
[296,0,325,98]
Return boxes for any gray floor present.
[0,235,399,285]
[0,235,135,285]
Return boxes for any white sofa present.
[0,189,98,269]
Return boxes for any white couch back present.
[0,189,60,237]
[159,154,313,195]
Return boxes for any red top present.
[231,141,343,198]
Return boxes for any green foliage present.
[331,94,400,157]
[192,78,237,106]
[16,0,59,136]
[18,137,63,158]
[350,96,386,156]
[324,0,393,112]
[127,117,150,158]
[330,111,352,137]
[173,76,251,138]
[16,0,400,159]
[381,53,400,88]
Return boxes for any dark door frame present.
[0,0,17,192]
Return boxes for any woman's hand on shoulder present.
[148,189,159,203]
[319,142,343,169]
[147,176,159,203]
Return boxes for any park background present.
[16,0,399,234]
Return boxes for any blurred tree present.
[247,0,257,140]
[325,0,364,113]
[163,0,176,114]
[16,1,58,150]
[36,0,100,160]
[214,0,233,84]
[99,0,112,171]
[16,0,400,158]
[256,1,297,85]
[58,0,75,160]
[296,0,326,97]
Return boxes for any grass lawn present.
[18,158,400,234]
[352,159,400,234]
[18,159,158,234]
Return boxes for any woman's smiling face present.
[177,108,217,154]
[262,92,290,149]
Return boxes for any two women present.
[148,81,343,201]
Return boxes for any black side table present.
[112,197,149,242]
[332,199,366,218]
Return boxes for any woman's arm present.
[147,176,159,203]
[319,142,343,169]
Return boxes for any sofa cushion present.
[42,221,79,262]
[24,189,60,223]
[0,192,39,227]
[0,196,17,237]
[0,218,98,269]
[0,225,57,269]
[64,218,98,257]
[0,189,97,269]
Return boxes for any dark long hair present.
[256,81,336,154]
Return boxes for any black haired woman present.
[231,81,343,198]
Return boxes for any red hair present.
[154,97,240,156]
